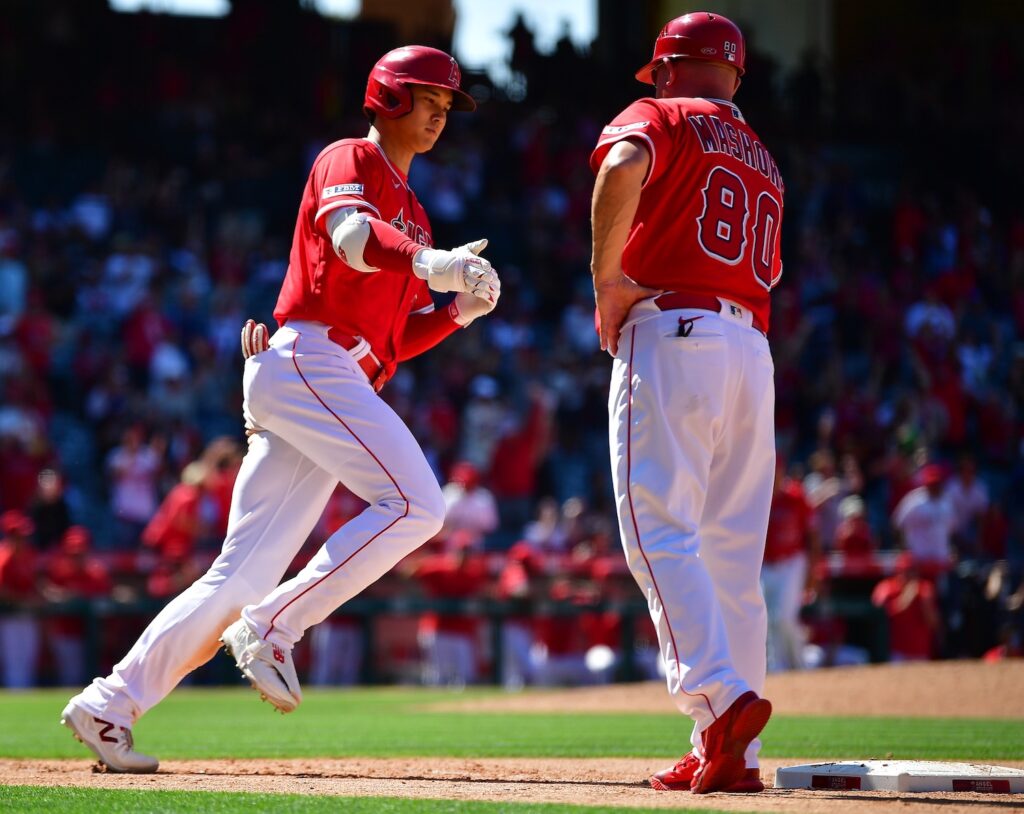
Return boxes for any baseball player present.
[589,13,782,794]
[61,45,500,773]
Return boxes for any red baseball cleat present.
[691,691,772,794]
[649,751,765,793]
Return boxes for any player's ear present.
[734,74,742,93]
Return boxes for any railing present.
[0,593,890,685]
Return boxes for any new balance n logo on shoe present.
[95,718,118,744]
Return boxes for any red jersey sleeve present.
[590,99,674,187]
[409,282,435,315]
[312,143,384,236]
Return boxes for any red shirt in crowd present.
[871,575,938,660]
[0,539,38,601]
[414,552,488,636]
[763,480,813,563]
[43,553,112,637]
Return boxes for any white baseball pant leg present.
[242,322,444,647]
[73,429,337,726]
[609,303,774,760]
[72,321,442,726]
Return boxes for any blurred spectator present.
[29,468,72,550]
[892,464,956,577]
[0,511,41,688]
[440,461,498,550]
[762,461,820,672]
[141,461,210,560]
[943,455,990,558]
[145,542,203,600]
[488,385,554,540]
[309,616,363,687]
[409,534,489,688]
[39,526,112,686]
[496,541,544,689]
[803,450,862,549]
[521,497,569,553]
[833,495,877,557]
[106,425,164,549]
[871,553,941,662]
[531,578,603,686]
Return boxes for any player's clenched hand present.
[594,275,663,356]
[241,319,269,359]
[449,266,501,326]
[413,239,499,299]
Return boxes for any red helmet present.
[364,46,476,120]
[636,12,745,84]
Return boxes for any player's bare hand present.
[413,241,499,299]
[241,319,269,359]
[594,275,663,356]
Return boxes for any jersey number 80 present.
[697,167,782,291]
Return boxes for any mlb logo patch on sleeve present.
[323,184,364,198]
[602,121,650,135]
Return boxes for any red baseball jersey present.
[275,138,434,372]
[591,96,784,329]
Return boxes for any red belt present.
[326,328,389,392]
[655,292,766,334]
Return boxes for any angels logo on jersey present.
[391,208,431,247]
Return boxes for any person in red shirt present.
[40,526,113,686]
[0,510,41,688]
[140,461,209,560]
[410,532,489,687]
[63,46,501,773]
[871,553,940,662]
[496,540,547,689]
[590,12,778,794]
[761,461,819,672]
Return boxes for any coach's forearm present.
[590,141,648,285]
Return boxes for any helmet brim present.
[407,81,477,112]
[634,54,744,84]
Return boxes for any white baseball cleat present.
[60,702,159,773]
[220,618,302,713]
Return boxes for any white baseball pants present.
[609,299,775,765]
[72,321,444,726]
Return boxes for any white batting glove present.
[449,269,501,326]
[241,319,269,359]
[412,239,499,300]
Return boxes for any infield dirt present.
[3,661,1022,813]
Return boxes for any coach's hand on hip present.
[594,274,662,356]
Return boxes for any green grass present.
[1,687,1020,763]
[0,786,727,814]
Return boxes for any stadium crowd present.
[0,4,1021,688]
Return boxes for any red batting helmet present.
[636,12,745,84]
[364,46,476,120]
